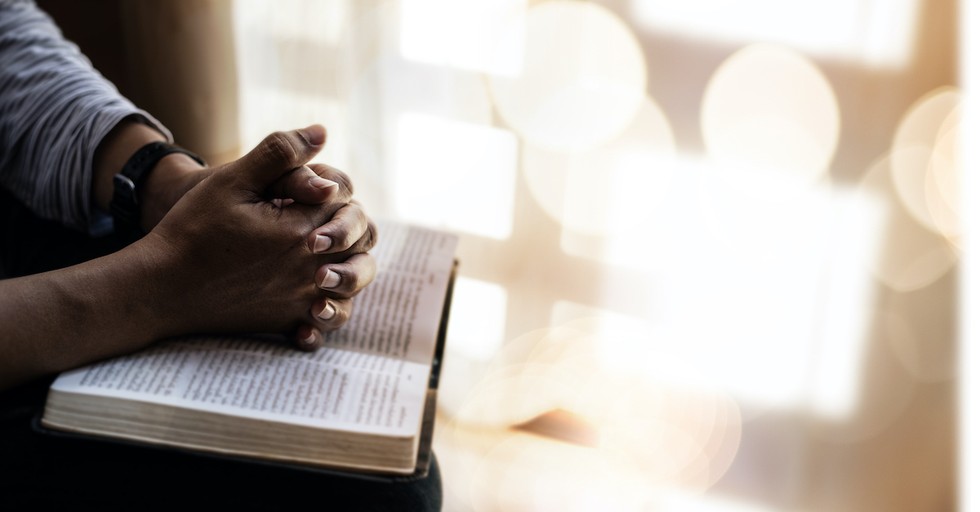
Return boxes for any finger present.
[228,125,327,192]
[294,323,323,351]
[310,297,353,332]
[315,253,377,298]
[308,202,376,255]
[267,165,339,204]
[307,163,354,202]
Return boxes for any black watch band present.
[110,141,205,237]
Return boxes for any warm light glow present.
[804,188,884,417]
[234,89,348,165]
[630,0,921,69]
[339,1,499,219]
[394,113,517,239]
[347,54,493,130]
[522,97,676,237]
[702,44,840,198]
[450,326,590,427]
[232,1,958,508]
[488,1,647,151]
[343,55,494,210]
[928,121,962,247]
[859,153,958,292]
[446,277,509,361]
[557,157,883,420]
[547,305,744,488]
[400,0,526,75]
[470,434,655,511]
[450,312,745,496]
[694,179,882,407]
[655,490,778,512]
[810,307,918,445]
[235,0,349,47]
[559,159,694,273]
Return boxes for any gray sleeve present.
[0,0,172,233]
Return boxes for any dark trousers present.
[0,191,442,511]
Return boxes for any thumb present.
[230,125,327,192]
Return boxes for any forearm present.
[0,237,174,390]
[0,1,173,232]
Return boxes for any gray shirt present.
[0,0,171,233]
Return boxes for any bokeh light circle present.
[449,325,591,427]
[451,315,744,492]
[701,44,840,197]
[890,87,961,239]
[925,111,962,247]
[858,153,958,292]
[489,1,647,151]
[522,97,676,235]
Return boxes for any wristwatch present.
[110,141,205,238]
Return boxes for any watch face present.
[113,174,137,199]
[111,174,140,229]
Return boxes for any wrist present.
[140,153,208,232]
[94,119,167,212]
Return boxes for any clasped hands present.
[142,125,377,350]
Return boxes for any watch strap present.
[110,141,205,237]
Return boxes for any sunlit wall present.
[233,1,958,510]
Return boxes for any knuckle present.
[357,221,379,252]
[326,206,359,252]
[343,223,361,250]
[366,221,378,249]
[332,255,374,297]
[291,222,310,242]
[263,131,298,166]
[325,167,354,198]
[363,255,378,285]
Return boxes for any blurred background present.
[43,0,961,509]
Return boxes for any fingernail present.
[301,125,326,146]
[318,302,336,320]
[301,331,317,346]
[313,234,332,253]
[310,177,338,190]
[321,269,341,289]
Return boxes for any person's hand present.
[138,126,377,346]
[141,144,342,232]
[143,125,378,350]
[276,163,378,350]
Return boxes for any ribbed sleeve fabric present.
[0,0,172,233]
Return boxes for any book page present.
[324,221,458,365]
[52,337,431,436]
[50,222,458,437]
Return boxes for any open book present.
[39,222,458,477]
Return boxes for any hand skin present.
[91,120,378,350]
[0,126,377,391]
